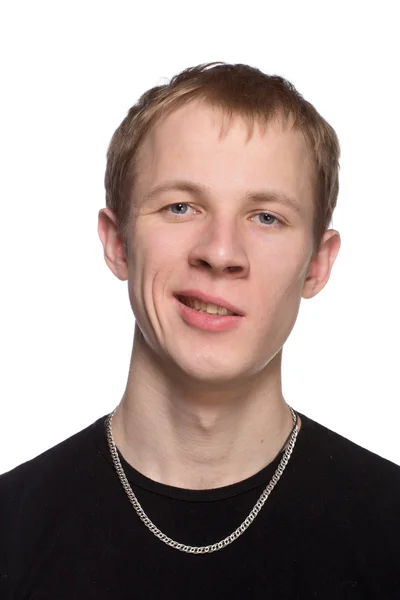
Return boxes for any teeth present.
[180,296,235,316]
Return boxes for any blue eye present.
[163,203,281,227]
[168,203,191,215]
[256,213,280,226]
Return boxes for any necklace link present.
[106,405,299,554]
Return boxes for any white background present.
[1,1,399,474]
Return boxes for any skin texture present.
[98,99,341,489]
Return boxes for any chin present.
[171,355,252,386]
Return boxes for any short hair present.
[105,62,340,257]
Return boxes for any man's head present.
[98,62,340,385]
[104,62,340,259]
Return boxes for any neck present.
[111,329,300,490]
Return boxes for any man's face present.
[125,100,316,384]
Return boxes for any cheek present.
[277,263,309,311]
[130,223,165,269]
[134,218,188,260]
[127,231,179,308]
[255,250,308,309]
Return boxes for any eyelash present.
[162,203,283,228]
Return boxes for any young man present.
[1,62,400,598]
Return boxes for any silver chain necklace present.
[106,405,299,554]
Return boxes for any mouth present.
[174,294,243,333]
[175,295,239,317]
[174,290,244,317]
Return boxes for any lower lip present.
[174,297,243,332]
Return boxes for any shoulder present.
[298,411,400,502]
[0,415,108,514]
[0,415,109,596]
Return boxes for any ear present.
[302,229,341,299]
[97,208,129,281]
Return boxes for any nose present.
[188,215,250,277]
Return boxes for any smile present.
[177,295,237,316]
[174,296,243,333]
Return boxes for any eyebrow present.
[141,180,302,215]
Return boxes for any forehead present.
[134,100,315,214]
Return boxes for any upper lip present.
[174,290,245,316]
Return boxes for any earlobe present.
[302,230,341,300]
[98,208,129,281]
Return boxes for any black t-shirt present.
[1,411,400,599]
